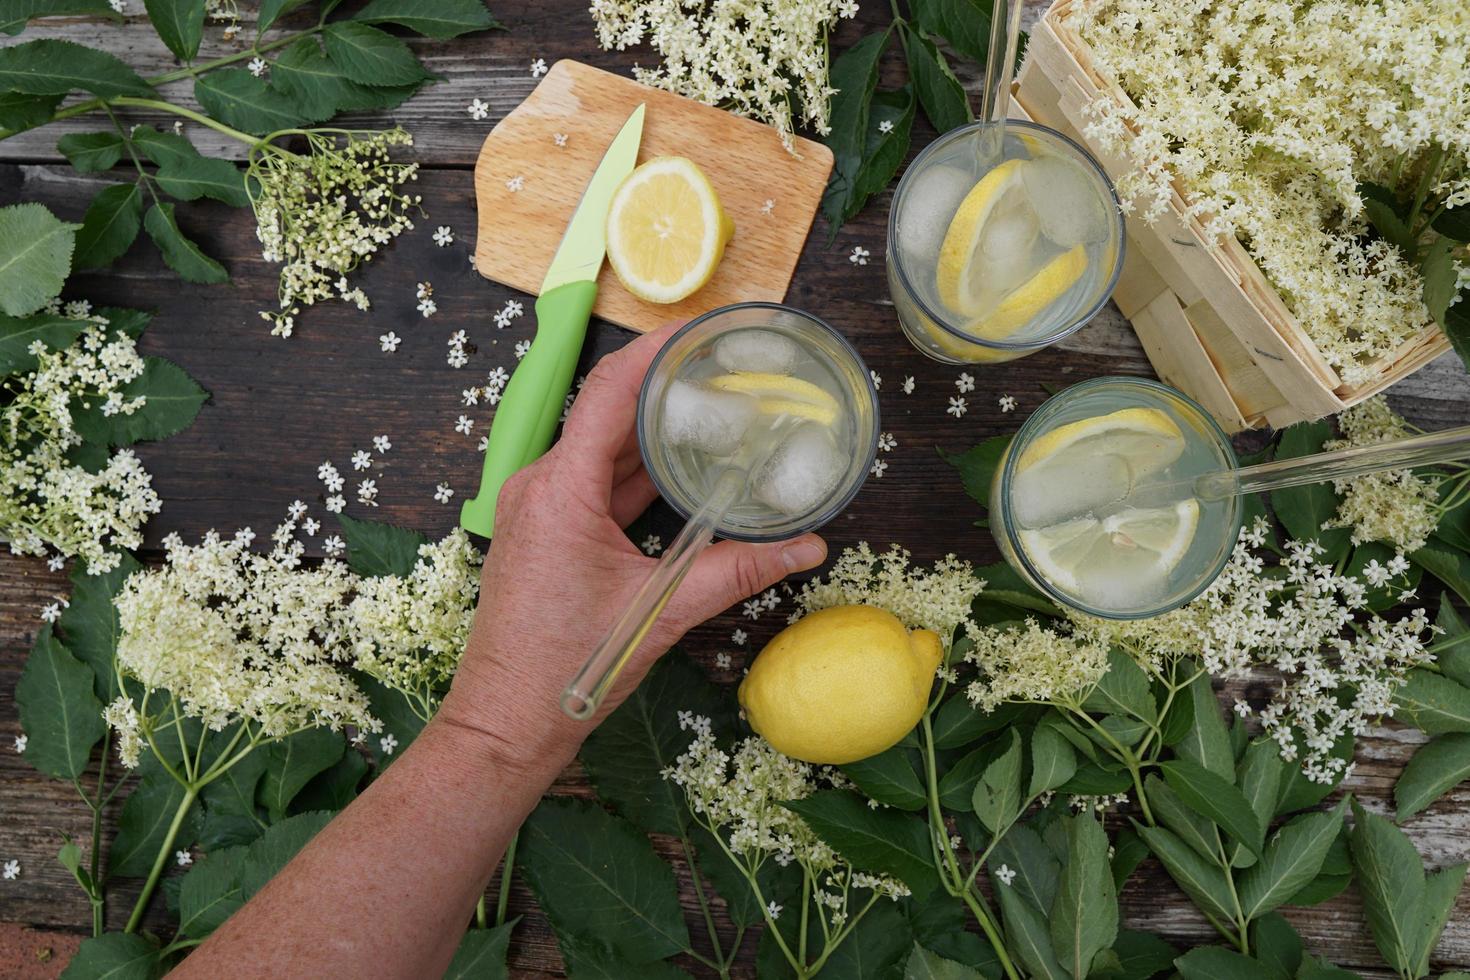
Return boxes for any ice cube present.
[660,380,757,456]
[1022,155,1109,248]
[976,189,1041,297]
[714,330,800,375]
[754,424,845,517]
[1073,537,1168,611]
[898,164,976,267]
[1010,453,1131,528]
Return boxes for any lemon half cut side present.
[606,156,734,304]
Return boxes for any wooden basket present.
[1013,0,1450,432]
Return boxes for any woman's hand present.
[438,322,827,771]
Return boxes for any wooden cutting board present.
[472,61,835,333]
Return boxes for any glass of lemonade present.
[888,120,1126,364]
[638,303,880,541]
[990,377,1242,620]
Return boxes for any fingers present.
[610,467,659,528]
[670,533,827,627]
[558,321,684,485]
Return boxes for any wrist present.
[430,685,585,786]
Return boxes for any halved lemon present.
[1019,499,1201,596]
[1016,407,1184,476]
[606,156,734,304]
[936,159,1026,317]
[969,244,1087,339]
[706,372,839,425]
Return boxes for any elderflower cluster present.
[964,618,1110,712]
[665,714,909,928]
[1067,0,1470,383]
[588,0,860,153]
[792,543,985,652]
[1322,396,1441,552]
[1074,519,1433,782]
[1,313,160,573]
[349,529,482,712]
[248,129,421,337]
[114,529,377,741]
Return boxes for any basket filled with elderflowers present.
[1014,0,1469,431]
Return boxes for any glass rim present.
[995,375,1243,620]
[636,301,881,544]
[886,118,1128,353]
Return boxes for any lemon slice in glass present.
[606,156,734,304]
[706,372,840,425]
[969,244,1087,339]
[1011,407,1186,529]
[1019,499,1201,599]
[935,159,1027,317]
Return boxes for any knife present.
[460,103,646,537]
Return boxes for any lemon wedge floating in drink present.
[976,245,1087,339]
[936,159,1027,316]
[707,372,840,425]
[606,156,734,304]
[1010,407,1187,535]
[1019,499,1201,602]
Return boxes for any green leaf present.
[444,922,514,980]
[990,823,1059,912]
[909,0,991,65]
[194,69,313,136]
[1349,798,1425,975]
[1232,739,1284,866]
[1411,544,1470,607]
[58,554,141,705]
[1421,235,1458,328]
[268,37,365,121]
[142,202,227,283]
[355,673,426,768]
[338,513,429,577]
[16,627,105,780]
[1176,670,1234,780]
[238,810,334,899]
[289,746,367,814]
[1095,929,1177,980]
[1145,775,1219,862]
[970,728,1023,834]
[1161,758,1264,858]
[904,942,985,979]
[1082,649,1156,722]
[1395,732,1470,821]
[0,202,77,316]
[143,0,205,62]
[1270,422,1350,559]
[128,124,201,167]
[1134,823,1236,925]
[811,899,914,979]
[1050,813,1117,979]
[59,932,162,980]
[1412,862,1467,977]
[1173,946,1262,980]
[782,789,940,896]
[902,29,971,133]
[996,879,1066,980]
[931,695,1030,750]
[257,0,309,33]
[0,39,153,97]
[1058,760,1131,797]
[1109,825,1149,893]
[323,22,429,87]
[352,0,499,38]
[1028,725,1076,798]
[1284,871,1350,907]
[1393,668,1470,734]
[1275,732,1352,817]
[1248,913,1301,978]
[1237,801,1345,919]
[0,310,88,372]
[57,130,123,172]
[155,154,250,207]
[820,30,888,236]
[197,747,267,849]
[109,769,202,877]
[177,845,247,938]
[73,355,209,446]
[1434,598,1470,686]
[0,89,61,129]
[74,182,143,270]
[257,727,346,820]
[1363,190,1414,255]
[942,437,1012,510]
[518,797,691,962]
[691,824,774,931]
[562,940,694,979]
[580,648,734,835]
[854,84,915,205]
[844,744,928,811]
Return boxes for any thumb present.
[670,534,827,628]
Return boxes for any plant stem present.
[108,97,259,147]
[124,785,198,933]
[495,830,518,928]
[475,896,486,930]
[680,837,727,973]
[798,870,811,966]
[89,750,109,936]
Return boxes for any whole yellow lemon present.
[737,605,943,765]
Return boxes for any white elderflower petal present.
[432,226,454,247]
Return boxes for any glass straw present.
[978,0,1027,162]
[1176,424,1470,501]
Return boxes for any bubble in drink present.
[714,329,800,375]
[1022,156,1109,248]
[660,380,756,456]
[754,424,844,517]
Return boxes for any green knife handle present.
[459,279,599,537]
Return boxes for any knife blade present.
[460,103,645,537]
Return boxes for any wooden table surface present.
[3,2,1470,977]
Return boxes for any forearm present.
[175,711,571,979]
